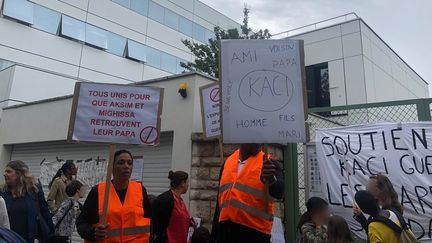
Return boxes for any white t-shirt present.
[0,196,10,229]
[237,159,247,175]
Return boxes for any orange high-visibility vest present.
[86,181,151,243]
[218,149,274,235]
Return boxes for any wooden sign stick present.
[100,144,116,225]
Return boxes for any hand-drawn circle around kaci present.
[238,69,294,112]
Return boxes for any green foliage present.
[181,7,271,78]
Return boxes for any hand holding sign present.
[261,154,277,184]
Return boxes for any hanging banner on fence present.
[200,83,221,138]
[316,122,432,241]
[68,82,163,145]
[220,39,307,144]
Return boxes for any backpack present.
[370,210,419,243]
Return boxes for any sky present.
[200,0,432,96]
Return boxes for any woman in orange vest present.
[210,144,284,243]
[76,150,152,242]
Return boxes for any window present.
[32,5,61,34]
[86,24,108,49]
[164,9,178,30]
[106,32,127,56]
[131,0,148,16]
[178,16,192,36]
[145,46,161,69]
[306,63,330,108]
[113,0,130,8]
[193,23,206,43]
[3,0,34,24]
[126,40,146,62]
[148,1,164,23]
[176,59,187,74]
[60,15,85,42]
[206,29,215,43]
[161,52,177,73]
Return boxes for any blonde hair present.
[4,160,38,198]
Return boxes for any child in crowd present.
[327,215,355,243]
[191,226,210,243]
[297,197,330,243]
[52,180,84,243]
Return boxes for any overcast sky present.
[200,0,432,96]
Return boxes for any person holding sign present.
[76,150,152,242]
[210,144,284,243]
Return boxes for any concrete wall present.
[0,73,215,203]
[360,21,429,102]
[293,20,366,106]
[289,19,428,106]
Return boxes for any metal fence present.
[284,98,432,241]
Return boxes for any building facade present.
[0,0,239,115]
[274,13,429,108]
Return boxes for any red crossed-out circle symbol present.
[210,87,220,103]
[140,126,159,144]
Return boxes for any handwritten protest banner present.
[316,122,432,241]
[220,39,307,144]
[200,83,221,138]
[68,82,163,145]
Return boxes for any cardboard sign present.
[68,82,163,145]
[220,39,307,144]
[316,122,432,241]
[200,83,221,138]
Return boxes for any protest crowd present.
[0,144,419,243]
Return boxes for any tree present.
[181,7,271,78]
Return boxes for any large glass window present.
[106,32,127,56]
[131,0,148,16]
[176,59,187,74]
[206,29,215,43]
[32,4,61,34]
[145,46,161,69]
[86,24,108,49]
[126,40,146,63]
[193,23,206,43]
[306,63,330,108]
[112,0,130,8]
[60,15,85,42]
[161,52,177,73]
[164,9,179,30]
[148,1,164,24]
[178,16,193,36]
[3,0,34,24]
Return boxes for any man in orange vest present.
[76,150,152,242]
[210,144,284,243]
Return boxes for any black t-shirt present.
[7,197,29,241]
[76,183,152,241]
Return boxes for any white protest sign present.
[200,83,221,138]
[68,82,163,145]
[220,39,307,144]
[316,122,432,241]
